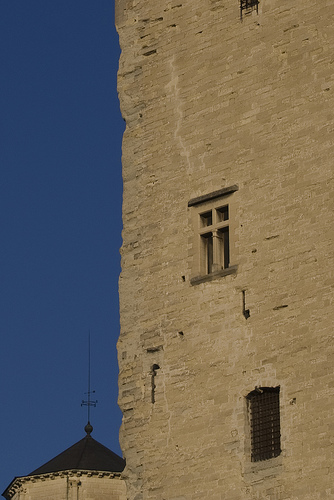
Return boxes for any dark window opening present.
[240,0,259,19]
[200,211,213,227]
[216,205,229,223]
[247,386,281,462]
[218,227,229,269]
[151,364,160,404]
[201,232,213,274]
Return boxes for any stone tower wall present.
[116,1,334,499]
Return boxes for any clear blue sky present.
[0,1,124,492]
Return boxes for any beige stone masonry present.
[116,1,334,499]
[4,470,126,500]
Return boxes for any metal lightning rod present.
[81,331,98,434]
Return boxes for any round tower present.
[2,424,126,500]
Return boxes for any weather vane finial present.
[81,331,98,435]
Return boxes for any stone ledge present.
[190,265,238,285]
[188,185,239,207]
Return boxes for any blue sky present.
[0,1,124,492]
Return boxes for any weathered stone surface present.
[4,472,126,500]
[116,1,334,498]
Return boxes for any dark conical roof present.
[2,426,125,499]
[29,429,125,475]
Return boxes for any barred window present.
[247,387,281,462]
[240,0,259,19]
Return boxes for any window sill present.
[190,265,238,285]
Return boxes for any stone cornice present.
[3,470,123,499]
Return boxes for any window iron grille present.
[247,387,281,462]
[240,0,259,19]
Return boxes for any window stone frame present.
[189,185,238,285]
